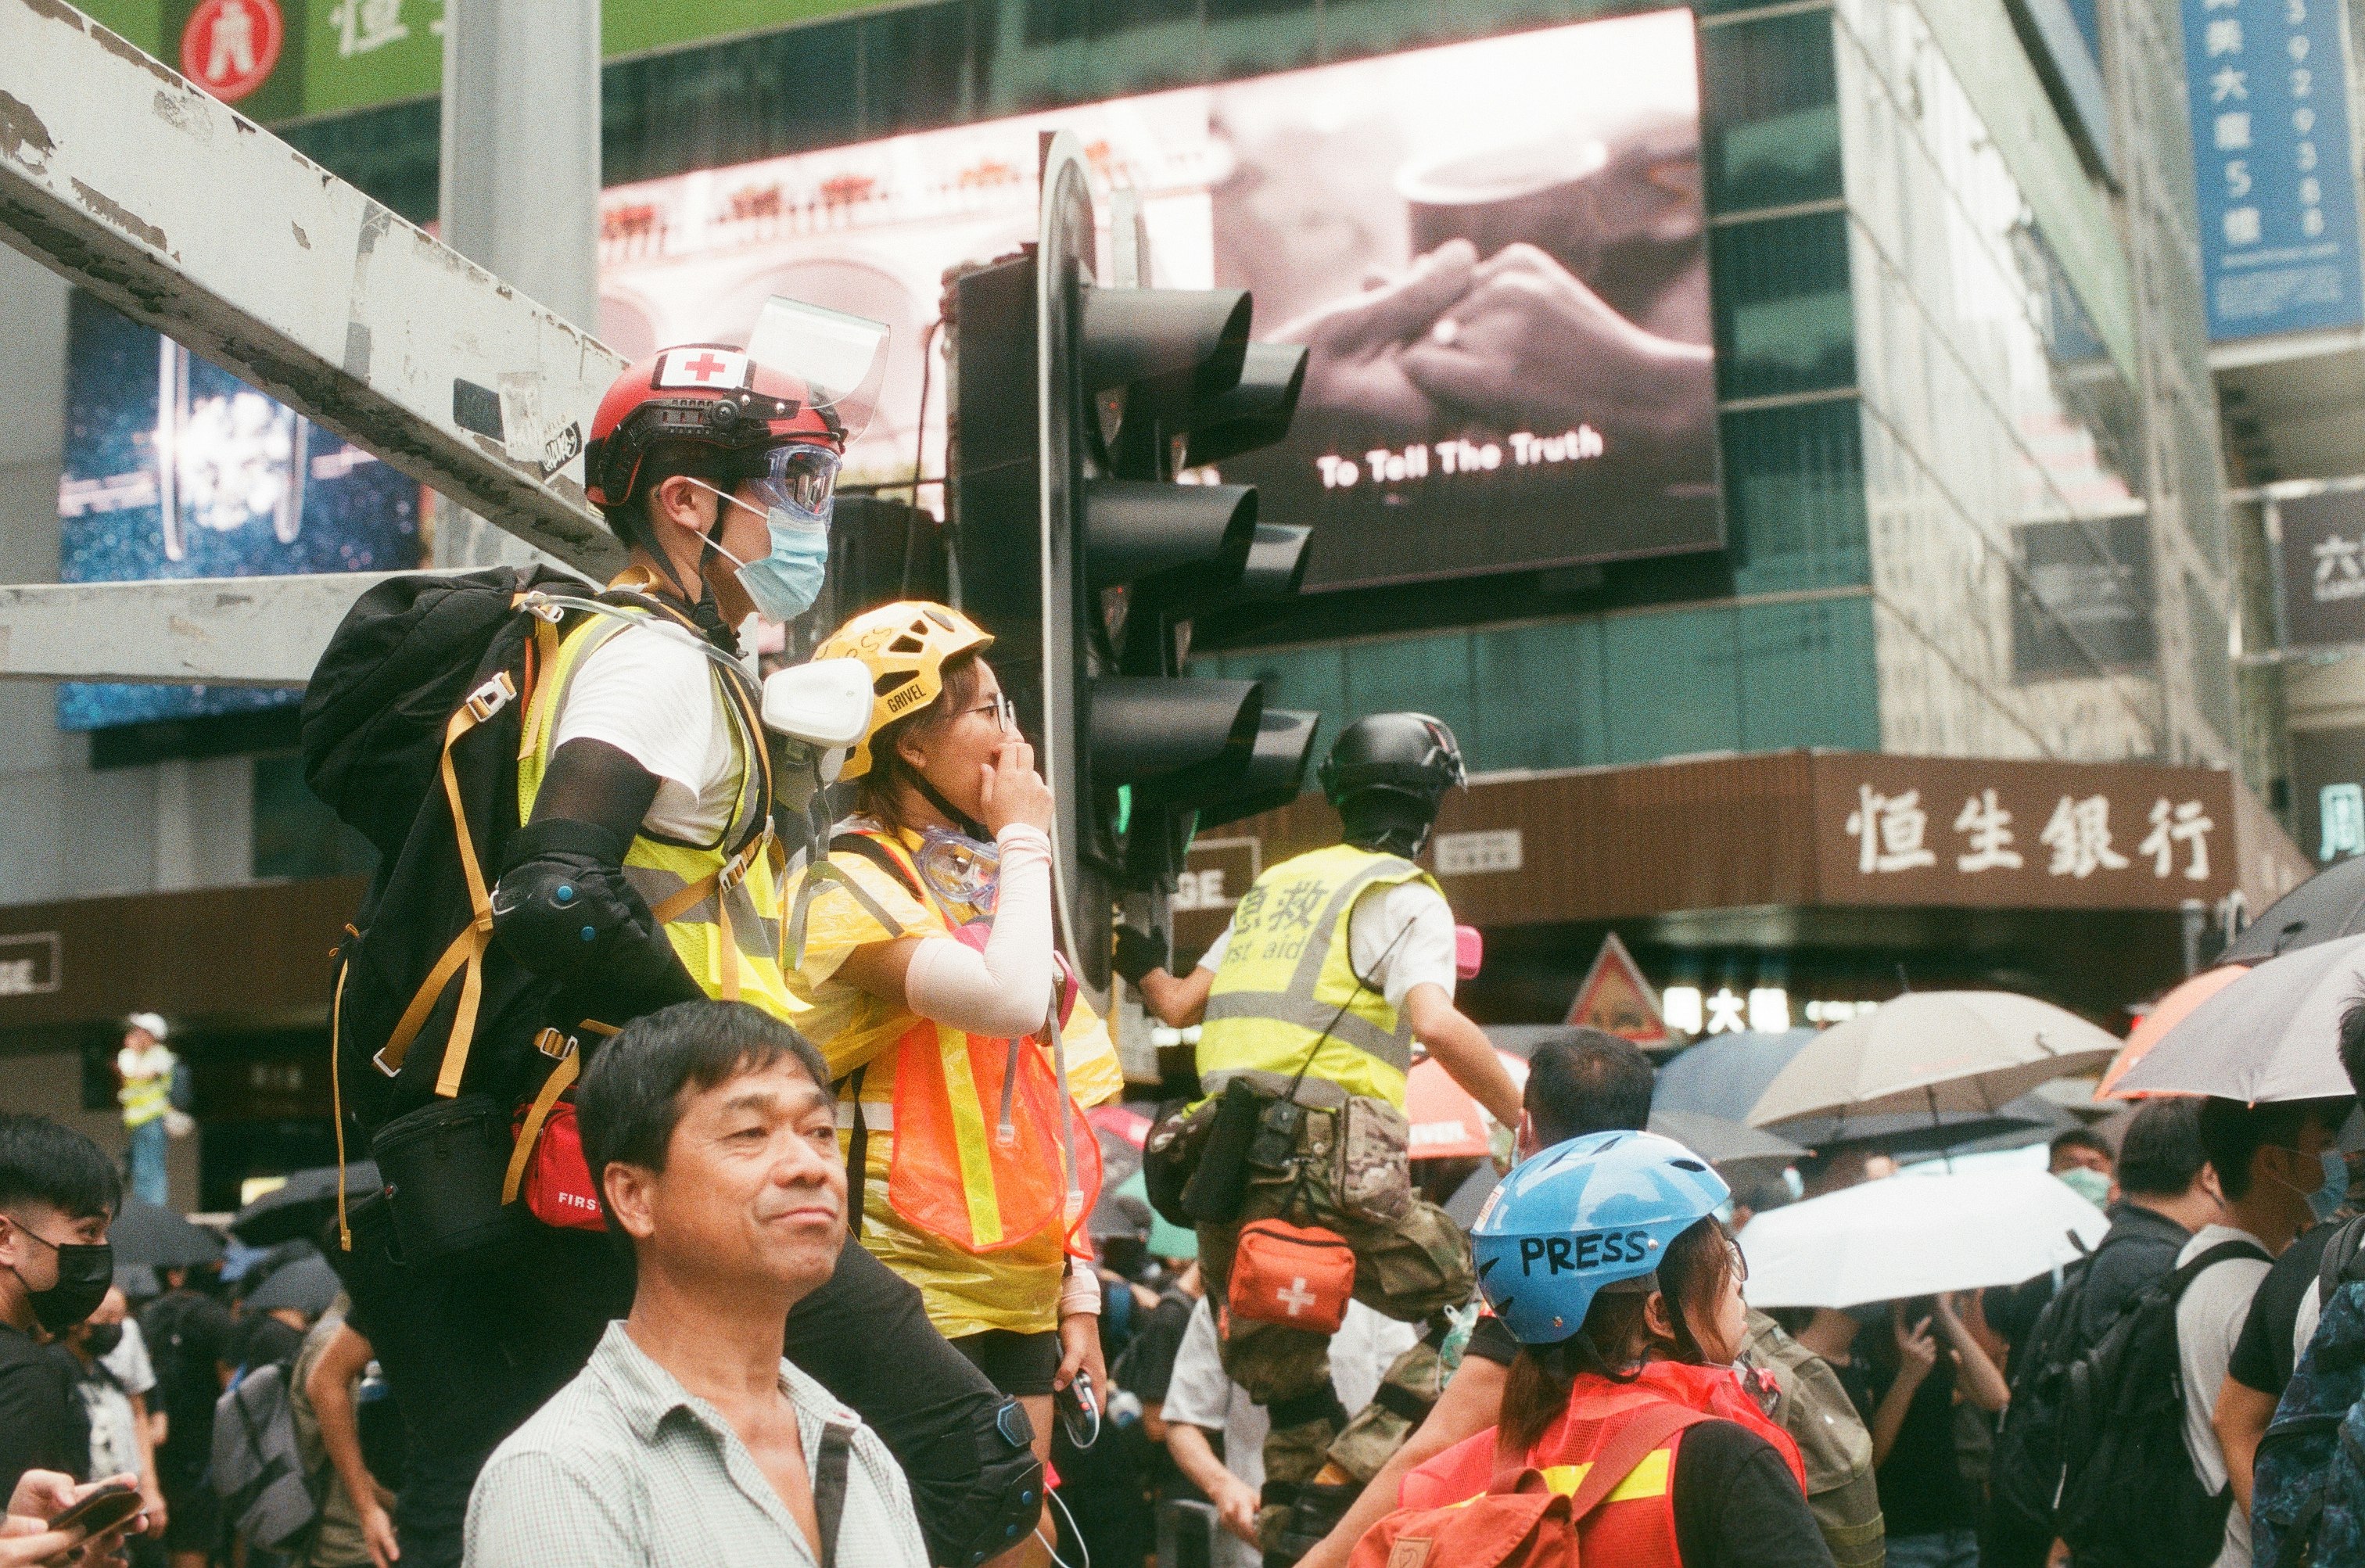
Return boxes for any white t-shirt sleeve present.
[548,625,734,842]
[1330,1302,1421,1416]
[2294,1278,2326,1376]
[1162,1300,1234,1431]
[1194,920,1237,975]
[105,1319,155,1398]
[1348,879,1459,1014]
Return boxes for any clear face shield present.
[745,295,893,449]
[692,298,894,625]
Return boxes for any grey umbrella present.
[243,1254,339,1319]
[1654,1030,2062,1152]
[1646,1110,1808,1184]
[107,1200,224,1269]
[2220,856,2365,963]
[2113,931,2365,1102]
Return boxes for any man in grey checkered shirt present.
[463,1002,928,1568]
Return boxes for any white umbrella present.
[1746,992,2121,1128]
[1739,1168,2107,1309]
[2111,932,2365,1103]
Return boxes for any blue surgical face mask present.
[2057,1167,2112,1208]
[688,457,835,624]
[2313,1150,2354,1222]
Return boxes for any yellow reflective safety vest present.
[515,602,795,1021]
[780,825,1125,1339]
[1197,843,1443,1110]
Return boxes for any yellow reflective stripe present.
[935,1025,1005,1248]
[1534,1447,1673,1503]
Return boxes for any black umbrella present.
[107,1200,224,1269]
[230,1164,379,1247]
[2220,856,2365,963]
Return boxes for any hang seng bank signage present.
[1814,755,2238,910]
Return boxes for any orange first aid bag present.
[1227,1218,1355,1333]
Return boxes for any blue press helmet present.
[1471,1130,1732,1347]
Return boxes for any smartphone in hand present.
[48,1479,143,1537]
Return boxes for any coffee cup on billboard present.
[1399,138,1614,287]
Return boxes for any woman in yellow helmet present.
[784,601,1123,1494]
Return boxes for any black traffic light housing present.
[949,132,1319,999]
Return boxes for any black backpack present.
[302,565,588,1138]
[1990,1259,2088,1545]
[2055,1238,2272,1568]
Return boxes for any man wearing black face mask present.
[0,1114,121,1498]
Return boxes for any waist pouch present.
[508,1098,606,1232]
[1179,1078,1263,1225]
[371,1094,522,1270]
[1143,1096,1213,1228]
[1334,1096,1412,1225]
[1229,1218,1355,1333]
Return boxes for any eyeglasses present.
[964,693,1017,734]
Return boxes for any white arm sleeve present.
[902,823,1057,1038]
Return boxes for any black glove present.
[1112,923,1169,987]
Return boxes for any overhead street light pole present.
[0,2,628,625]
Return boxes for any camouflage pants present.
[1195,1101,1473,1548]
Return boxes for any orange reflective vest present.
[1401,1361,1804,1565]
[820,829,1100,1259]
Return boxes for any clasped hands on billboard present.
[61,8,1717,726]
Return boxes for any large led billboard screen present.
[598,6,1719,592]
[56,295,422,731]
[56,9,1715,739]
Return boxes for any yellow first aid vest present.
[515,603,794,1020]
[1197,843,1442,1109]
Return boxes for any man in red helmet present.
[581,342,844,634]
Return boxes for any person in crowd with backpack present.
[288,1297,389,1568]
[1300,1030,1881,1568]
[0,1116,121,1506]
[1860,1290,2008,1568]
[1367,1129,1832,1568]
[778,601,1126,1538]
[2216,1006,2365,1538]
[2230,1001,2365,1568]
[318,343,1054,1568]
[464,1000,928,1568]
[140,1263,231,1568]
[1986,1096,2224,1568]
[2176,1096,2351,1568]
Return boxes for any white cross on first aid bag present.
[1229,1218,1355,1334]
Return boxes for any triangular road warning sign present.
[1566,932,1671,1046]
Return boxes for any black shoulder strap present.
[832,831,924,900]
[2172,1237,2273,1301]
[842,1064,868,1236]
[814,1421,855,1568]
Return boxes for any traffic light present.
[949,131,1319,999]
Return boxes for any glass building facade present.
[282,0,2227,778]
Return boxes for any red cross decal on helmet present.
[655,348,749,389]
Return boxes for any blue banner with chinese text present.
[2181,0,2365,339]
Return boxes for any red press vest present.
[1400,1361,1805,1566]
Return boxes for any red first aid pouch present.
[509,1097,607,1231]
[1228,1218,1355,1333]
